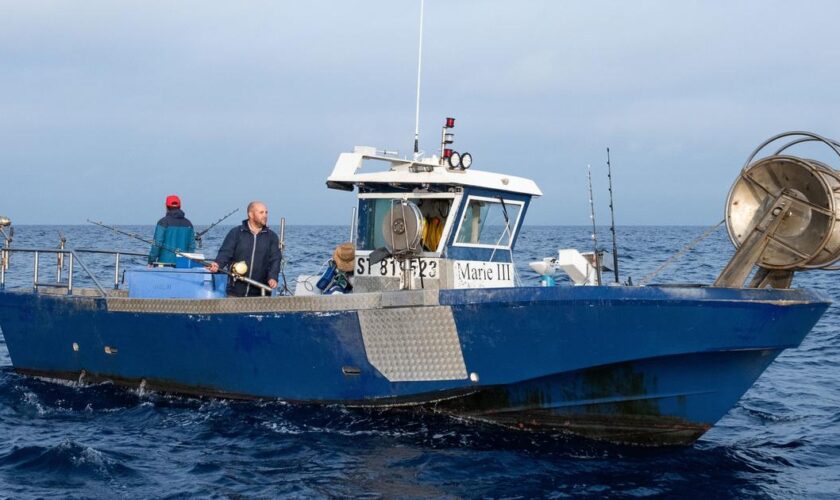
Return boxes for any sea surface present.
[0,225,838,498]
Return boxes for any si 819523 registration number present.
[355,257,439,279]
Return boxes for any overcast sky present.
[2,1,840,226]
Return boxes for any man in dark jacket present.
[208,201,281,296]
[148,195,196,266]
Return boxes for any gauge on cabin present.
[461,152,472,169]
[448,151,461,169]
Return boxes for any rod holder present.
[67,253,74,295]
[114,253,121,289]
[57,239,65,283]
[33,251,39,291]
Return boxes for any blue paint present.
[174,254,205,269]
[0,284,828,443]
[125,268,227,299]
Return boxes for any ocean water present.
[0,224,838,498]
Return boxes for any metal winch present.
[716,131,840,288]
[382,200,425,256]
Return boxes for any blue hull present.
[0,285,829,445]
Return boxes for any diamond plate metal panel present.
[353,276,402,293]
[106,290,441,314]
[380,290,440,308]
[358,306,467,382]
[106,292,383,314]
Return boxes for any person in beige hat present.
[316,242,356,294]
[333,242,356,273]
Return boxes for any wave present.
[0,440,139,480]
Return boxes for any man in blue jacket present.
[148,195,196,266]
[208,201,281,297]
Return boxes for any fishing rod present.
[87,219,273,294]
[587,165,602,285]
[277,217,291,295]
[195,207,239,248]
[606,147,620,284]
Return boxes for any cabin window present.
[454,197,522,248]
[358,198,392,250]
[357,197,454,252]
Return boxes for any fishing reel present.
[231,261,248,276]
[716,131,840,288]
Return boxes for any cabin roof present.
[326,147,543,197]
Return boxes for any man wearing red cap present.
[148,195,196,266]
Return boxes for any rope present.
[638,219,725,285]
[295,259,332,293]
[278,255,292,295]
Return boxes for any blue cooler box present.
[126,268,228,299]
[175,254,206,269]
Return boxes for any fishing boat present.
[0,129,837,446]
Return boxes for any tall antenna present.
[587,165,602,285]
[606,147,619,283]
[413,0,425,160]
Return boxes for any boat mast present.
[606,147,620,283]
[412,0,425,160]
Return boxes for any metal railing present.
[76,248,148,291]
[0,246,146,297]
